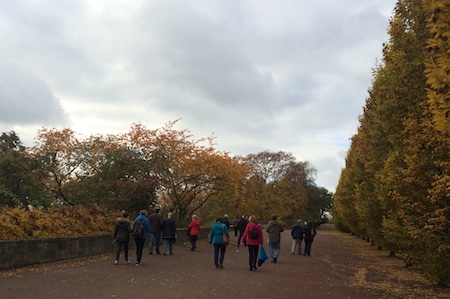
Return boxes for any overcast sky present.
[0,0,397,192]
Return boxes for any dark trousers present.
[135,237,146,263]
[237,230,245,246]
[190,235,198,250]
[304,237,313,256]
[248,245,259,268]
[213,243,226,266]
[234,226,238,237]
[115,240,129,261]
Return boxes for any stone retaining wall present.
[0,227,210,270]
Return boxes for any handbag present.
[258,245,268,266]
[222,224,229,245]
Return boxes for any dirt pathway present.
[1,224,448,298]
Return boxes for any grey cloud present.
[0,62,67,126]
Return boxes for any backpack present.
[249,224,259,239]
[133,220,145,237]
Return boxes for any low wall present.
[0,227,211,270]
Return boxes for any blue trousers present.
[149,232,161,253]
[268,242,280,259]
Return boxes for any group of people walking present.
[114,208,317,270]
[291,219,317,256]
[113,207,179,267]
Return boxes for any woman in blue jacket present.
[208,216,229,269]
[133,210,151,266]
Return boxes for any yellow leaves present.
[0,205,117,240]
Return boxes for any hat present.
[224,214,228,218]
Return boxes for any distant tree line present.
[0,120,331,227]
[333,0,450,287]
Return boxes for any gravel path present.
[0,224,392,299]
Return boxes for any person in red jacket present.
[241,215,263,271]
[188,214,201,251]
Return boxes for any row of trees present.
[333,0,449,286]
[0,120,331,226]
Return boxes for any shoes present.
[250,266,253,271]
[170,252,174,255]
[135,263,140,267]
[253,265,257,270]
[274,258,277,263]
[114,260,118,265]
[149,252,153,255]
[156,252,161,255]
[218,264,223,269]
[125,260,130,264]
[215,264,219,269]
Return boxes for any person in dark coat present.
[223,214,230,229]
[114,212,132,265]
[291,219,304,255]
[303,222,317,256]
[162,212,176,255]
[237,215,249,247]
[148,206,164,254]
[233,216,240,237]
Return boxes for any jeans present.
[291,239,302,254]
[268,242,280,259]
[162,238,173,254]
[149,232,161,253]
[213,243,226,266]
[135,237,146,264]
[248,245,259,268]
[115,240,129,261]
[190,235,198,250]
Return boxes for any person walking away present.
[208,216,229,268]
[188,214,200,251]
[162,212,176,255]
[149,206,164,254]
[237,215,248,247]
[133,210,151,266]
[266,214,284,263]
[233,216,239,237]
[223,214,230,229]
[291,219,304,255]
[304,222,317,256]
[241,215,263,271]
[113,212,132,265]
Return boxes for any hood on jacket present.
[117,217,130,223]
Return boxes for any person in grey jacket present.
[265,214,284,263]
[113,212,132,265]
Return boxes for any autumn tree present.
[240,151,315,221]
[122,121,244,220]
[30,128,86,205]
[0,131,50,208]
